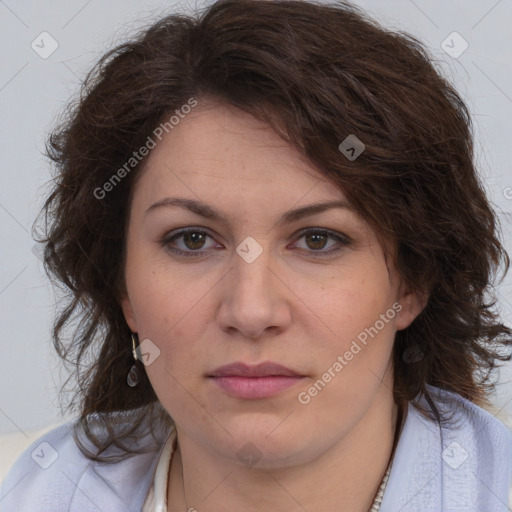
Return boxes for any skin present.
[121,99,425,512]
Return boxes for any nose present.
[216,243,292,340]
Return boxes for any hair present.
[35,0,512,462]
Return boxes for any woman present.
[1,0,511,510]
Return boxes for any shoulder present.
[0,413,173,512]
[421,385,512,509]
[423,383,512,452]
[380,385,512,512]
[0,420,87,511]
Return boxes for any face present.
[121,100,423,468]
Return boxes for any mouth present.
[207,361,306,399]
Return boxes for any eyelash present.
[160,227,352,258]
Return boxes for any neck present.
[167,386,401,512]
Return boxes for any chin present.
[209,418,317,469]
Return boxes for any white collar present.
[142,425,177,512]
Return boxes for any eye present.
[291,228,352,256]
[161,227,352,258]
[161,227,219,257]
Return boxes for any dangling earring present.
[127,332,141,387]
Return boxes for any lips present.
[207,362,306,399]
[207,361,303,378]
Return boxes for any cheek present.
[125,262,216,368]
[296,271,398,413]
[298,266,397,346]
[298,283,397,424]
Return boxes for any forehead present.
[133,101,348,211]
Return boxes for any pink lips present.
[207,362,306,399]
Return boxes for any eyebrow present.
[144,197,353,226]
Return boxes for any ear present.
[395,282,428,331]
[120,293,138,332]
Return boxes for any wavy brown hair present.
[35,0,512,461]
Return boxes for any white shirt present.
[142,426,177,512]
[3,384,510,511]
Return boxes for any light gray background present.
[0,0,511,435]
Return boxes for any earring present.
[131,332,140,361]
[127,332,141,388]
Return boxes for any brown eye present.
[304,232,329,250]
[293,228,352,256]
[162,228,219,257]
[182,231,207,250]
